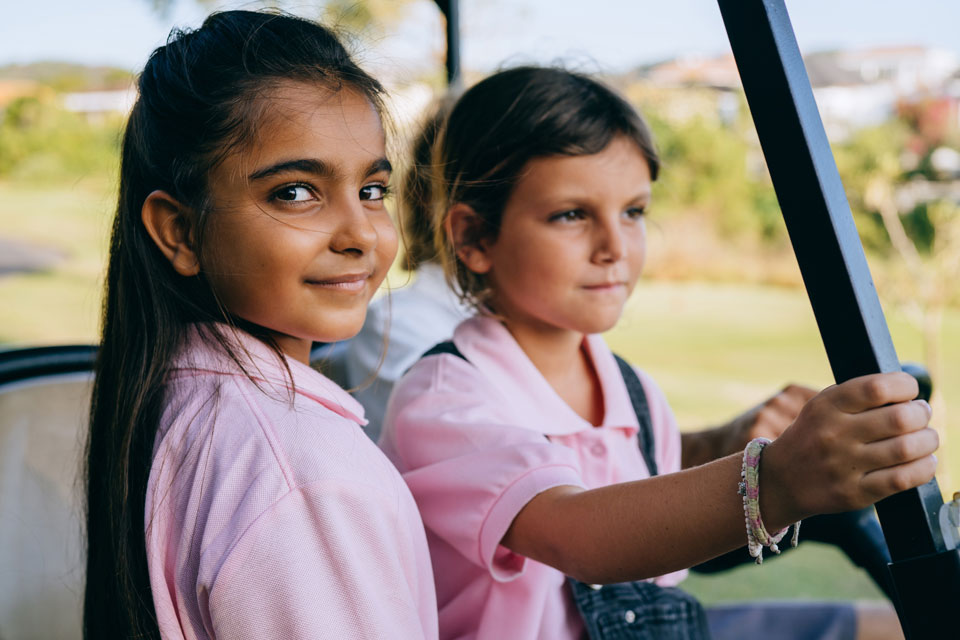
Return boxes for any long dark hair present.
[433,66,659,309]
[83,11,384,638]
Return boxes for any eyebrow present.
[248,157,392,182]
[365,157,393,178]
[537,188,652,208]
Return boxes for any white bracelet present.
[738,437,800,564]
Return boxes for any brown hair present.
[432,66,659,310]
[398,93,458,271]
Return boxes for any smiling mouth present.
[305,273,371,292]
[583,282,627,291]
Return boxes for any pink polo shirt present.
[380,316,685,640]
[145,325,438,640]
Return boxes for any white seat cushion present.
[0,372,91,640]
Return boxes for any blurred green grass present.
[0,179,113,344]
[682,543,887,604]
[4,179,958,603]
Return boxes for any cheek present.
[200,221,245,277]
[624,227,647,294]
[629,223,647,266]
[205,219,297,286]
[374,214,399,269]
[504,245,570,296]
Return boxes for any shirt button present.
[624,610,636,624]
[590,443,606,456]
[589,584,603,591]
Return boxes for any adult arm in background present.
[680,384,817,469]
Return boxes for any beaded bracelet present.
[738,437,801,564]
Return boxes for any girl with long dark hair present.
[84,11,436,639]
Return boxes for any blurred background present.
[2,0,959,606]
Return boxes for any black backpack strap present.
[407,340,468,375]
[613,354,658,477]
[419,340,466,362]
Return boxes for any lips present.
[305,272,371,292]
[583,281,627,290]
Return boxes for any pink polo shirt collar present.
[451,316,639,436]
[173,323,367,426]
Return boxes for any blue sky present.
[2,0,960,75]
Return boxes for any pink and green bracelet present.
[738,437,801,564]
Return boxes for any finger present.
[859,454,938,503]
[829,372,920,414]
[768,386,812,419]
[851,399,933,442]
[860,427,940,470]
[750,410,795,440]
[754,387,816,436]
[781,384,817,403]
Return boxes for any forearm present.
[504,373,938,587]
[503,453,793,584]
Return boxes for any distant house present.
[645,54,741,91]
[642,46,960,141]
[810,46,959,94]
[0,80,136,124]
[628,55,742,126]
[62,87,137,121]
[806,47,960,139]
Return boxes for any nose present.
[593,214,626,264]
[329,196,378,256]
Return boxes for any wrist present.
[740,438,801,563]
[756,439,798,531]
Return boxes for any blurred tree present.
[836,122,960,489]
[0,93,122,181]
[834,122,913,252]
[145,0,414,36]
[615,85,796,283]
[636,92,783,243]
[0,63,134,92]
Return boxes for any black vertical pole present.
[433,0,462,87]
[716,1,960,637]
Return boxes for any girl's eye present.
[550,209,586,223]
[273,185,314,202]
[625,206,646,220]
[360,183,390,201]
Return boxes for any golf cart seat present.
[0,345,96,640]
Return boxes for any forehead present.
[227,81,385,175]
[512,136,652,201]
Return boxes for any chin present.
[570,315,621,335]
[313,317,368,344]
[311,327,362,344]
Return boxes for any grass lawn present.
[0,179,113,344]
[4,179,959,604]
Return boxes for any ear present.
[445,203,493,275]
[141,190,200,277]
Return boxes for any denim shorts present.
[706,601,856,640]
[569,578,711,639]
[569,576,856,640]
